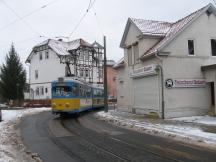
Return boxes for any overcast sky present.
[0,0,214,67]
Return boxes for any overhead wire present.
[68,0,96,38]
[1,0,42,37]
[0,0,60,32]
[92,6,104,36]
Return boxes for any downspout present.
[155,50,165,119]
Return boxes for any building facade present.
[26,39,103,100]
[115,3,216,118]
[106,60,117,99]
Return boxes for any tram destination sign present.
[165,79,206,88]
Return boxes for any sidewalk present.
[95,110,216,149]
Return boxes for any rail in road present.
[20,111,216,162]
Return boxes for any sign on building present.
[130,64,157,78]
[165,79,206,88]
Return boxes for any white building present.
[26,38,103,100]
[115,3,216,118]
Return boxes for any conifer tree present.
[0,44,26,102]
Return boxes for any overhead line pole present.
[103,36,108,112]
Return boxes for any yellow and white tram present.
[51,77,104,115]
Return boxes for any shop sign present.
[165,79,206,88]
[130,64,157,78]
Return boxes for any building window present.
[35,70,38,79]
[85,69,89,77]
[133,43,139,63]
[45,87,48,93]
[36,87,39,96]
[39,52,43,60]
[127,47,132,66]
[211,39,216,56]
[45,51,49,59]
[40,86,44,95]
[188,40,195,55]
[99,69,103,78]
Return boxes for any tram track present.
[61,115,177,162]
[20,111,216,162]
[60,118,133,162]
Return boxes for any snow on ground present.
[96,111,216,147]
[171,115,216,126]
[0,108,50,162]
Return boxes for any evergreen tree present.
[0,44,26,102]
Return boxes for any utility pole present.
[103,36,108,112]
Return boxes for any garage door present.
[133,76,159,111]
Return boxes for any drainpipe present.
[155,50,165,119]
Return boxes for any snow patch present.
[171,115,216,126]
[0,108,50,162]
[96,111,216,146]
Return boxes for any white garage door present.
[133,76,159,111]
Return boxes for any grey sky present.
[0,0,214,66]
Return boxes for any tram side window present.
[86,87,91,98]
[93,89,103,97]
[80,85,86,97]
[72,84,79,96]
[93,89,98,97]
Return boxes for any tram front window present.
[52,86,72,97]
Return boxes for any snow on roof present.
[141,3,215,58]
[113,57,124,69]
[26,38,94,63]
[130,18,172,36]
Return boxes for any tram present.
[51,77,104,115]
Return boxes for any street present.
[20,111,216,162]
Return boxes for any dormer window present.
[39,52,43,60]
[188,40,195,55]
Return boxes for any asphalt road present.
[20,111,216,162]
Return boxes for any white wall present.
[117,11,216,118]
[29,48,102,100]
[161,12,216,118]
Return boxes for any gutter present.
[155,50,165,119]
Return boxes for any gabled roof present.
[131,18,172,36]
[141,3,216,59]
[120,3,216,60]
[120,18,172,48]
[113,57,124,69]
[25,38,93,63]
[92,41,104,49]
